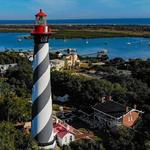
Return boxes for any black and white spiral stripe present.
[32,41,55,147]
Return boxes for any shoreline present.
[1,24,150,38]
[0,51,149,60]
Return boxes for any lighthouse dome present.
[35,9,47,17]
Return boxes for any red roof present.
[58,130,68,139]
[36,9,47,17]
[53,123,74,139]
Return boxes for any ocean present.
[0,33,150,59]
[1,18,150,25]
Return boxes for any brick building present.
[78,97,143,129]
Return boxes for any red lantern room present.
[32,9,51,35]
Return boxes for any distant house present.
[64,53,80,69]
[0,63,17,75]
[78,97,143,129]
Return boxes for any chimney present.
[56,118,59,124]
[59,106,64,112]
[108,96,112,101]
[134,104,137,110]
[101,96,106,103]
[126,106,129,112]
[66,125,70,131]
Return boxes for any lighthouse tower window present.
[36,16,46,25]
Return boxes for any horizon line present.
[1,17,150,21]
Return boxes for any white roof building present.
[54,123,75,146]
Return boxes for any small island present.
[1,24,150,39]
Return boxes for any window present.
[36,16,46,25]
[128,116,131,122]
[130,116,133,121]
[65,137,67,142]
[70,135,73,141]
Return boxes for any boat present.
[17,38,22,42]
[127,42,131,45]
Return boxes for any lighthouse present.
[31,9,56,149]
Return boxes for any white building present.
[64,53,80,69]
[50,59,65,71]
[53,120,75,146]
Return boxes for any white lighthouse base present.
[39,141,56,150]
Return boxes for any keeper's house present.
[79,97,143,129]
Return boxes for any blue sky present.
[0,0,150,19]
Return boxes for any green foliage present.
[110,57,125,69]
[51,71,126,107]
[128,59,150,86]
[2,24,150,38]
[0,52,32,98]
[144,141,150,150]
[6,60,32,98]
[104,126,135,150]
[104,73,150,105]
[0,82,31,122]
[141,105,150,132]
[62,139,105,150]
[4,92,31,122]
[0,52,27,64]
[132,68,150,87]
[0,122,16,150]
[0,121,39,150]
[15,133,39,150]
[95,65,118,74]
